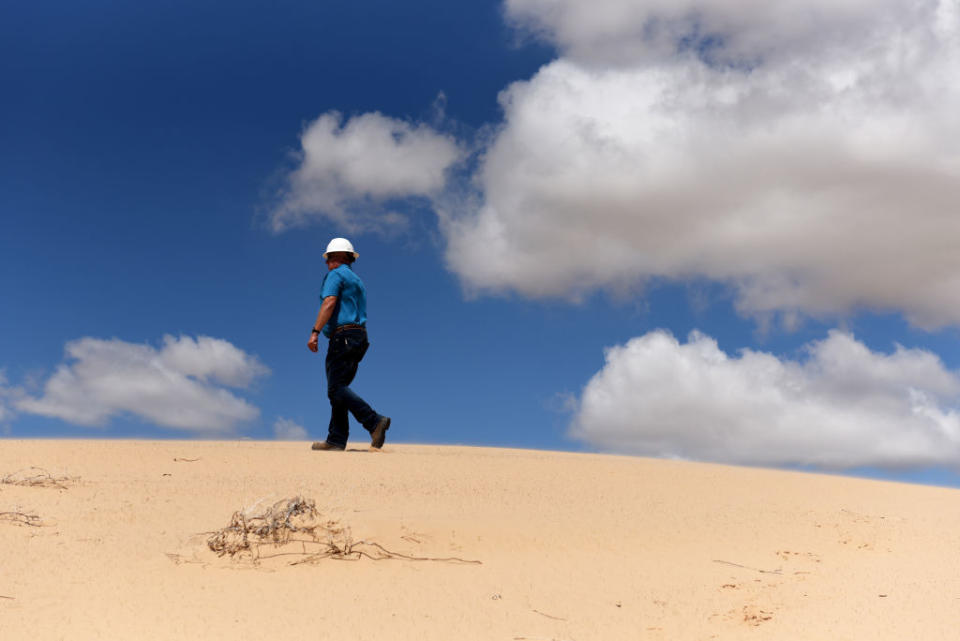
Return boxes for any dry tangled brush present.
[207,496,348,559]
[206,496,479,566]
[0,510,42,527]
[1,467,77,489]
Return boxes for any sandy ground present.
[1,440,958,640]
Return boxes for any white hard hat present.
[323,237,359,259]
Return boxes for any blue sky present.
[3,0,959,487]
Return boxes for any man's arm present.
[308,295,338,353]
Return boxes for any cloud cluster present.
[440,0,960,326]
[273,417,308,441]
[270,111,462,233]
[270,2,960,327]
[570,330,960,468]
[16,336,269,434]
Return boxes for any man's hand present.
[308,296,338,354]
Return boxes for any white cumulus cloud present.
[505,0,939,66]
[438,0,960,327]
[16,336,270,434]
[158,334,266,387]
[270,111,462,233]
[571,330,960,468]
[273,417,308,441]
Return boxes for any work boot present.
[311,441,345,451]
[369,416,391,450]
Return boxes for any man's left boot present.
[369,416,391,450]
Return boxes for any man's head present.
[323,237,358,269]
[325,251,355,268]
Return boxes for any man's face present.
[326,252,351,269]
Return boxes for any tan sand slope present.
[1,440,958,640]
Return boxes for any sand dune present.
[1,439,958,640]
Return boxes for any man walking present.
[308,237,390,451]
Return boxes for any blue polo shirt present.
[319,264,367,337]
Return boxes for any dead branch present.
[1,467,77,489]
[206,496,348,559]
[0,511,42,527]
[205,495,481,566]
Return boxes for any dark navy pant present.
[325,328,379,447]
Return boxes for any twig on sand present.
[1,467,76,489]
[532,609,567,621]
[0,595,14,600]
[713,559,782,575]
[205,496,481,566]
[289,539,481,565]
[173,457,200,463]
[165,553,205,566]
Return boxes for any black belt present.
[332,324,365,335]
